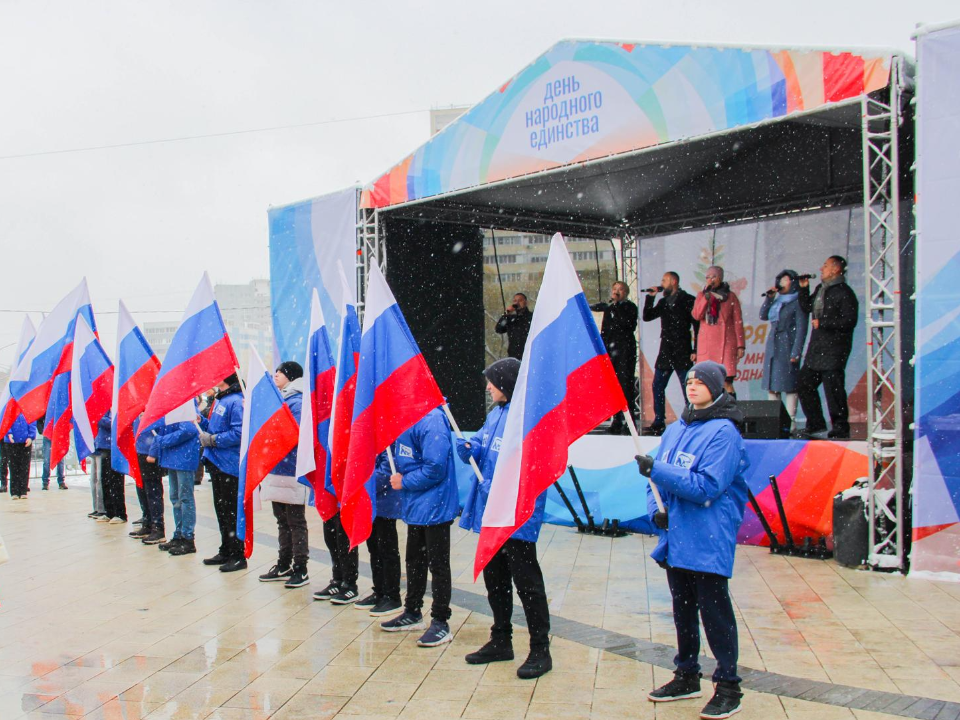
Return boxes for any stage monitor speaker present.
[738,400,791,439]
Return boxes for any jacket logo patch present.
[674,452,696,469]
[398,444,413,459]
[214,405,226,416]
[491,437,502,453]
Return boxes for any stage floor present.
[1,480,957,720]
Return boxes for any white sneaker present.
[96,515,111,523]
[108,517,126,524]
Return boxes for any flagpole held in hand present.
[385,445,397,475]
[440,403,485,484]
[623,411,665,513]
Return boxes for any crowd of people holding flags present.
[0,235,753,718]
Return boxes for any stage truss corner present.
[356,197,385,320]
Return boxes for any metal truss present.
[356,195,384,320]
[861,61,906,571]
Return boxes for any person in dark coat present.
[796,255,859,439]
[760,270,808,431]
[494,293,533,360]
[592,281,639,434]
[642,271,697,435]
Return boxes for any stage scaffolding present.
[356,196,384,321]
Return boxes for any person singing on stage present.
[494,293,532,360]
[692,266,745,398]
[642,272,697,436]
[760,270,808,431]
[591,281,639,434]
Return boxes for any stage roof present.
[362,40,909,236]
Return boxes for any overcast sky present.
[0,0,956,368]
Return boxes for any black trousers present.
[405,521,452,622]
[4,442,32,496]
[609,347,638,429]
[100,449,127,520]
[0,444,10,487]
[322,513,358,587]
[272,502,309,567]
[797,365,849,434]
[209,466,242,560]
[138,456,165,531]
[666,567,740,683]
[366,517,401,603]
[482,538,551,650]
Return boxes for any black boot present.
[700,680,742,719]
[465,637,514,665]
[203,553,226,566]
[169,539,196,556]
[516,646,552,679]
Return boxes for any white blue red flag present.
[139,273,238,433]
[70,314,115,462]
[236,346,300,558]
[340,263,445,547]
[295,289,339,520]
[7,279,95,426]
[0,316,37,438]
[329,263,361,503]
[475,234,626,578]
[111,301,162,486]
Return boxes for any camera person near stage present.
[642,271,698,436]
[591,281,639,435]
[494,293,533,360]
[795,255,859,439]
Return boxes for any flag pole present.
[441,403,485,484]
[385,445,397,475]
[623,410,665,513]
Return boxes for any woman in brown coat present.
[692,266,745,396]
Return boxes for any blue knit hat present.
[686,361,726,401]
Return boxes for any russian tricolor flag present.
[236,346,300,559]
[140,273,238,433]
[474,234,627,578]
[340,263,446,547]
[71,314,115,462]
[111,301,162,486]
[0,317,37,438]
[329,263,361,502]
[295,289,339,520]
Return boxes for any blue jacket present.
[457,401,546,543]
[202,384,243,477]
[152,421,201,472]
[646,395,749,578]
[269,380,302,477]
[95,412,112,451]
[377,408,458,526]
[4,414,37,444]
[370,467,403,520]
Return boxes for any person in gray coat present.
[760,270,808,430]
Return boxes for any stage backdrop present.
[269,188,358,364]
[910,22,960,580]
[638,205,867,424]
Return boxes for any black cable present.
[607,238,619,282]
[490,229,507,313]
[593,238,603,302]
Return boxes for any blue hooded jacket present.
[3,414,37,444]
[152,421,201,472]
[95,412,112,451]
[370,467,403,520]
[457,401,546,543]
[646,393,749,578]
[202,384,243,477]
[377,408,458,526]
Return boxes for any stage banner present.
[362,41,891,209]
[910,22,960,579]
[637,206,867,424]
[269,188,358,364]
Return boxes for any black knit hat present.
[483,358,521,401]
[276,361,303,382]
[686,361,726,401]
[223,373,239,387]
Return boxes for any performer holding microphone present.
[494,293,533,360]
[591,281,639,434]
[759,270,808,432]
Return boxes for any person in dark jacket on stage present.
[643,272,698,435]
[796,255,859,439]
[457,358,552,679]
[638,360,749,720]
[760,269,808,431]
[494,293,533,360]
[592,281,639,434]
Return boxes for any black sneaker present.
[284,567,310,589]
[219,558,247,573]
[827,427,850,439]
[417,620,453,647]
[59,483,68,490]
[380,610,425,632]
[369,597,403,618]
[42,484,49,490]
[259,563,293,582]
[132,518,145,527]
[203,554,226,566]
[354,592,379,610]
[87,510,100,518]
[517,647,552,679]
[129,527,151,539]
[700,681,742,719]
[465,639,514,665]
[142,529,165,545]
[169,539,196,556]
[329,586,360,605]
[648,671,702,702]
[312,581,342,601]
[158,538,183,552]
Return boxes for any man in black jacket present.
[495,293,533,360]
[592,281,639,434]
[796,255,859,439]
[643,272,698,435]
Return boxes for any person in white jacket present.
[258,361,311,589]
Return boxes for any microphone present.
[798,274,816,280]
[645,286,664,293]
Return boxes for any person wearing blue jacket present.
[130,417,166,545]
[638,360,748,720]
[3,413,36,499]
[198,374,245,572]
[379,407,459,648]
[356,458,404,617]
[457,358,552,680]
[150,417,201,557]
[97,412,127,524]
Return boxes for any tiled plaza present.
[1,477,959,719]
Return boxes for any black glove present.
[653,511,669,530]
[635,454,654,477]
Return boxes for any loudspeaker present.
[738,400,791,439]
